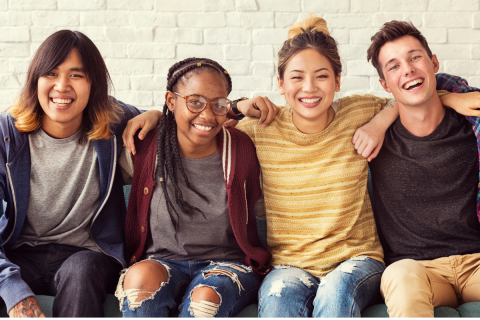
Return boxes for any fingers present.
[261,97,279,127]
[368,144,382,162]
[254,97,268,125]
[122,121,143,155]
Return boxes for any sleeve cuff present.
[0,273,35,313]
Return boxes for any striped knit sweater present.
[237,94,387,277]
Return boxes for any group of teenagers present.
[0,13,480,318]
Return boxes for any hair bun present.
[288,15,330,39]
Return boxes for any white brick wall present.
[0,0,479,110]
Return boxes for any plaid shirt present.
[436,73,480,221]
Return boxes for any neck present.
[178,134,219,159]
[41,117,83,139]
[292,106,335,134]
[398,95,445,137]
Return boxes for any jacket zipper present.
[89,135,123,267]
[3,164,17,246]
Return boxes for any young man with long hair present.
[0,30,148,317]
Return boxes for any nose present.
[54,75,71,92]
[303,76,317,93]
[198,102,216,121]
[404,63,415,76]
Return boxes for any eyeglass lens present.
[186,95,230,115]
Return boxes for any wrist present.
[232,97,248,120]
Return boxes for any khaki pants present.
[380,253,480,317]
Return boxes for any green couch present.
[2,182,480,317]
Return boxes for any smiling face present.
[165,70,229,158]
[37,47,91,138]
[378,35,439,108]
[278,48,340,133]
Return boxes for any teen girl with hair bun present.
[115,57,271,317]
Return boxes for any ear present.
[277,76,285,95]
[165,91,176,112]
[431,54,440,73]
[379,78,392,93]
[335,74,342,92]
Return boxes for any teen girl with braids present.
[123,17,474,318]
[115,57,271,317]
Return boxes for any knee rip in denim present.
[188,284,221,318]
[114,258,171,312]
[319,261,361,288]
[202,262,251,295]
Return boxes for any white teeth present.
[404,79,423,90]
[300,98,321,103]
[193,124,213,132]
[52,98,73,105]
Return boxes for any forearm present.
[9,296,45,318]
[371,99,399,130]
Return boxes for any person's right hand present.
[236,96,279,127]
[122,110,162,155]
[9,297,45,318]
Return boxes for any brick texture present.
[0,0,479,110]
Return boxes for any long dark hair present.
[9,30,121,144]
[158,57,232,229]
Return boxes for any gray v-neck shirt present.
[143,151,244,263]
[14,129,100,251]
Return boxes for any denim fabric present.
[119,259,260,317]
[3,244,121,317]
[258,257,385,317]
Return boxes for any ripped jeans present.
[258,257,385,317]
[116,259,260,317]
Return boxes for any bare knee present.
[189,286,221,317]
[123,260,169,291]
[191,286,220,304]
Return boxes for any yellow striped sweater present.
[236,94,387,277]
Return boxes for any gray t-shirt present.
[144,151,244,263]
[14,129,100,252]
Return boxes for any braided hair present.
[157,57,232,230]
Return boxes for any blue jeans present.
[4,244,120,317]
[117,259,260,317]
[258,257,385,317]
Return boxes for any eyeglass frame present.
[173,92,232,116]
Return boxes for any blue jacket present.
[0,99,140,311]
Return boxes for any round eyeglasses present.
[174,92,232,116]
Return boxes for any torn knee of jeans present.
[114,262,171,312]
[267,279,286,297]
[188,285,221,318]
[339,262,358,274]
[299,273,313,288]
[202,266,245,294]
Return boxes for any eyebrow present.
[290,68,329,73]
[383,49,423,69]
[51,66,85,72]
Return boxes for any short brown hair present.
[9,30,121,143]
[367,21,432,80]
[278,16,342,80]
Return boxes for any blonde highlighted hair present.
[278,15,342,80]
[9,30,122,143]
